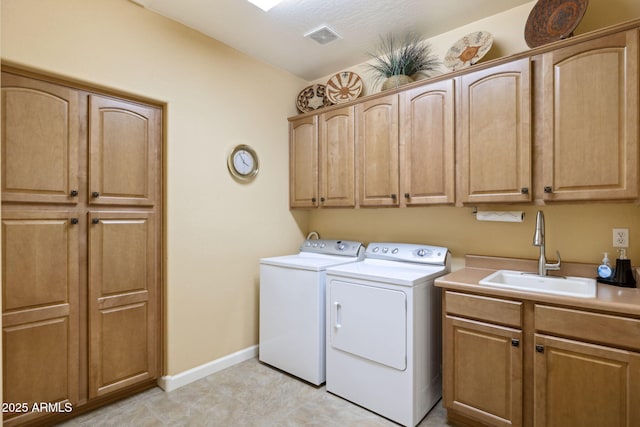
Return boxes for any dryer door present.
[329,280,407,370]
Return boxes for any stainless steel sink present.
[479,270,596,298]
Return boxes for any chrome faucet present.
[532,210,561,276]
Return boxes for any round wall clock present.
[227,144,259,181]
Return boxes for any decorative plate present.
[444,31,494,71]
[296,84,332,113]
[525,0,589,48]
[325,71,363,104]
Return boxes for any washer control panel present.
[300,239,364,258]
[366,242,449,265]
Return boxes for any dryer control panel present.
[300,239,364,258]
[365,242,449,265]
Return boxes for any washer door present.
[329,280,407,370]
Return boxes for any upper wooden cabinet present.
[400,79,455,205]
[539,29,639,201]
[89,95,160,207]
[357,94,400,207]
[319,106,356,207]
[458,58,532,204]
[289,115,318,208]
[289,22,640,208]
[1,73,82,205]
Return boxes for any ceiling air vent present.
[305,26,341,45]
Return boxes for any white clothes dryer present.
[325,242,450,427]
[259,239,364,385]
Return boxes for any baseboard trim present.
[157,345,259,392]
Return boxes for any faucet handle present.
[547,250,561,271]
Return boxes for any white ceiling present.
[131,0,533,81]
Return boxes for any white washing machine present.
[325,242,450,427]
[259,238,364,385]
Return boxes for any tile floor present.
[58,358,451,426]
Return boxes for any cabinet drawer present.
[535,305,640,351]
[445,291,522,328]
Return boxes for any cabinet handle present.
[92,191,100,198]
[544,186,553,193]
[391,194,397,200]
[70,218,79,225]
[320,197,325,202]
[511,338,520,347]
[70,190,79,197]
[404,193,410,199]
[520,187,529,194]
[535,344,545,353]
[311,197,316,203]
[92,218,100,225]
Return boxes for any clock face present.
[228,145,259,181]
[233,150,254,175]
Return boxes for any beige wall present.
[1,0,640,384]
[309,204,640,270]
[308,0,640,268]
[1,0,308,375]
[317,0,640,94]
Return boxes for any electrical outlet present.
[613,228,629,248]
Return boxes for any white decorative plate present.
[325,71,363,104]
[444,31,494,71]
[296,84,332,113]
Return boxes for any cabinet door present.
[88,211,158,398]
[1,73,81,205]
[2,212,79,425]
[534,334,640,427]
[89,95,160,207]
[289,115,318,208]
[444,316,523,427]
[357,94,399,206]
[400,79,455,205]
[459,58,532,203]
[540,30,638,201]
[319,106,355,207]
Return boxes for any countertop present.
[435,256,640,317]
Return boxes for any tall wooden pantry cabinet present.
[1,68,162,426]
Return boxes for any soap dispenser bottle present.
[597,252,612,279]
[611,249,636,288]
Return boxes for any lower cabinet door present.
[2,212,79,426]
[534,334,640,427]
[444,315,523,427]
[88,211,158,398]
